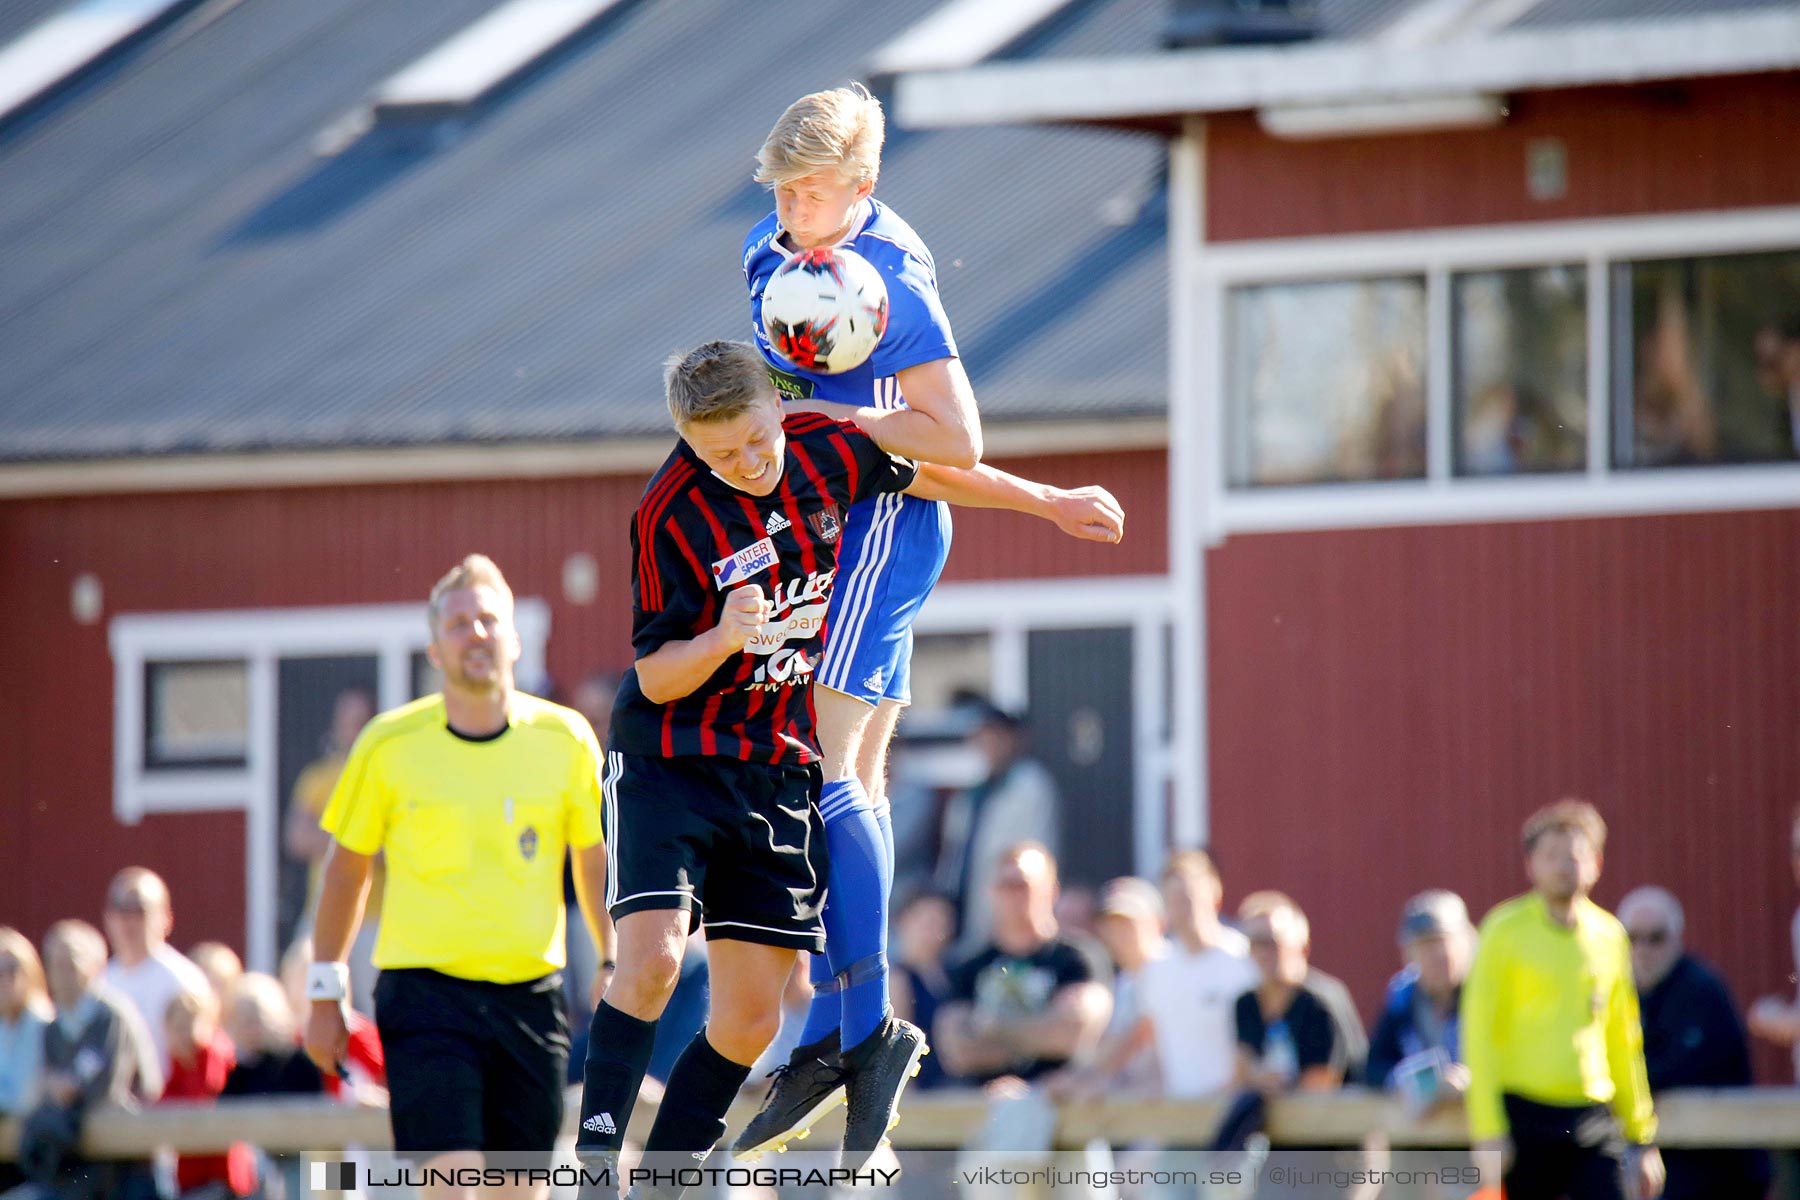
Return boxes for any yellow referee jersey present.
[320,692,606,984]
[1460,891,1656,1144]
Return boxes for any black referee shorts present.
[374,968,569,1159]
[601,751,828,951]
[1502,1094,1627,1200]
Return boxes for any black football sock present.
[578,1001,658,1152]
[642,1031,754,1162]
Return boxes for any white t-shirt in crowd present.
[104,944,210,1070]
[1138,926,1260,1098]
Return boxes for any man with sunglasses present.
[932,842,1112,1087]
[1618,886,1767,1200]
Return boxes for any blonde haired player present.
[737,84,1124,1165]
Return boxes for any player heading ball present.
[737,83,1126,1171]
[574,341,926,1186]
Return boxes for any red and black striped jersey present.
[610,413,917,764]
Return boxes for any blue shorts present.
[816,492,952,707]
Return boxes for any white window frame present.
[109,600,551,971]
[914,575,1177,879]
[1195,203,1800,538]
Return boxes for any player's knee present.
[853,746,885,795]
[820,730,861,780]
[708,1006,782,1063]
[609,944,683,1018]
[814,689,872,774]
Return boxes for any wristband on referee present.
[305,961,351,1003]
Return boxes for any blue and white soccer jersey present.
[744,199,957,707]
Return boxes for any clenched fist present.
[1050,486,1125,543]
[717,584,774,653]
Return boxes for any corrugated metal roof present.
[0,0,1165,464]
[0,0,72,48]
[1017,0,1419,54]
[1513,0,1799,28]
[898,4,1800,129]
[1015,0,1797,50]
[1322,0,1422,38]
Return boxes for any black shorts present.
[374,968,569,1159]
[602,751,828,951]
[1502,1094,1627,1200]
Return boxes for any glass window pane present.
[902,632,993,718]
[1618,248,1800,468]
[1228,276,1427,486]
[1453,265,1588,475]
[411,651,441,699]
[893,632,996,823]
[146,660,248,768]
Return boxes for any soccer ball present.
[762,247,889,375]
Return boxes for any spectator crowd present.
[4,685,1800,1200]
[0,866,385,1200]
[889,762,1800,1200]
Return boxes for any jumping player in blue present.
[733,84,1125,1168]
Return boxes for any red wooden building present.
[897,3,1800,1075]
[0,0,1170,973]
[0,442,1166,970]
[5,0,1800,1084]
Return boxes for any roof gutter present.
[893,8,1800,130]
[0,417,1169,500]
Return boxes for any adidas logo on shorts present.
[583,1113,618,1136]
[765,510,791,534]
[863,668,884,692]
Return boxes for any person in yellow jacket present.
[303,555,613,1198]
[1461,799,1664,1200]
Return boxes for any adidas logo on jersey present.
[765,510,792,534]
[582,1113,617,1136]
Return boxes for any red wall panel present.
[1206,509,1800,1080]
[0,448,1162,951]
[1207,74,1800,242]
[938,449,1167,582]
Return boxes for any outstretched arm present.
[794,357,982,468]
[905,462,1124,543]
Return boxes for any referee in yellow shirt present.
[1461,799,1664,1200]
[303,555,614,1193]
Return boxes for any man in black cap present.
[932,698,1060,960]
[1367,891,1474,1105]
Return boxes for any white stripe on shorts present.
[601,751,623,908]
[703,919,819,941]
[611,888,695,907]
[818,489,902,694]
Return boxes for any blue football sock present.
[797,935,838,1047]
[873,795,896,881]
[816,777,892,1049]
